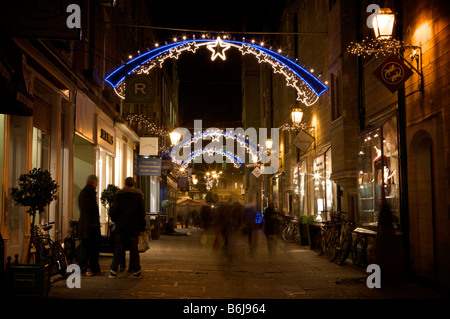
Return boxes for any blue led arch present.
[105,38,328,106]
[181,149,244,168]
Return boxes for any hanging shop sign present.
[0,34,34,116]
[292,130,315,152]
[252,166,262,178]
[124,74,156,103]
[138,157,161,176]
[97,117,115,154]
[139,137,159,156]
[373,53,413,93]
[177,177,189,190]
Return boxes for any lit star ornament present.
[207,37,231,61]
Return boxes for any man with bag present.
[108,177,146,279]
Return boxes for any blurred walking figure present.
[215,203,241,262]
[108,177,146,279]
[78,175,102,276]
[243,203,257,257]
[263,202,277,258]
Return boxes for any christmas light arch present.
[105,37,328,106]
[169,130,262,169]
[180,149,245,169]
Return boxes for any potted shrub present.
[299,215,314,245]
[11,168,58,240]
[9,168,57,295]
[100,184,120,238]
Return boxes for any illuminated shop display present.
[292,159,307,217]
[357,116,399,226]
[313,148,335,220]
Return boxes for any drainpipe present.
[394,0,411,280]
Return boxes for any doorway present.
[408,130,437,276]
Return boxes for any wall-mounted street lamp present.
[371,8,395,40]
[281,107,316,133]
[265,138,273,151]
[291,108,304,125]
[347,7,423,91]
[169,131,181,145]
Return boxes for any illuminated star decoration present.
[207,37,231,61]
[106,37,328,106]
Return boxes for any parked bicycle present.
[28,221,69,278]
[350,227,376,267]
[336,219,357,265]
[63,219,81,265]
[315,212,342,261]
[281,217,300,243]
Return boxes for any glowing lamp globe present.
[265,138,273,150]
[372,8,395,40]
[169,131,181,145]
[291,108,304,124]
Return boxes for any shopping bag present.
[138,231,150,253]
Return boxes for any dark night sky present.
[147,0,286,128]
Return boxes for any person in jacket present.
[108,177,146,279]
[78,175,102,276]
[263,202,277,258]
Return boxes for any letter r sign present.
[124,74,155,103]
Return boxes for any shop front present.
[96,111,116,236]
[313,147,336,221]
[73,92,96,221]
[357,115,400,228]
[292,159,307,218]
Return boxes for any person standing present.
[108,177,146,279]
[263,202,277,258]
[78,175,102,276]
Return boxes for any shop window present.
[330,72,342,121]
[313,148,335,220]
[114,138,123,187]
[357,116,400,227]
[293,159,307,217]
[32,127,51,172]
[32,127,51,223]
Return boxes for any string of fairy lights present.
[108,34,328,107]
[110,26,329,171]
[346,37,403,58]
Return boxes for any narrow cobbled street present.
[49,228,447,300]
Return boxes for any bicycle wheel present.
[282,224,295,242]
[63,236,75,264]
[337,234,352,265]
[327,229,340,262]
[51,241,69,278]
[351,235,367,266]
[315,229,325,256]
[292,225,300,243]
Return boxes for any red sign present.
[373,53,413,93]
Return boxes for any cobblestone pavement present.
[48,227,449,300]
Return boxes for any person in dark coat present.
[108,177,146,279]
[78,175,102,275]
[263,202,277,257]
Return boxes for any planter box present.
[307,223,322,250]
[6,262,50,297]
[299,223,310,246]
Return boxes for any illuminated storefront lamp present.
[169,131,181,145]
[291,108,303,125]
[371,8,395,40]
[265,138,273,151]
